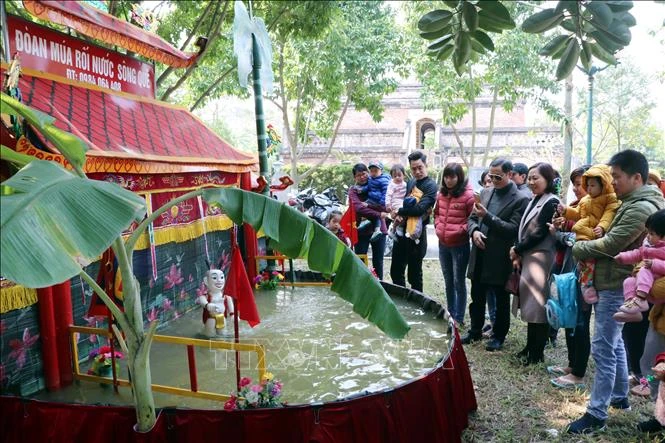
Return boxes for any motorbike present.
[305,187,342,225]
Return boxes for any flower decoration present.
[253,271,284,290]
[8,328,39,369]
[87,345,124,377]
[164,264,184,290]
[224,374,284,410]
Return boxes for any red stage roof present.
[13,68,256,172]
[23,0,201,68]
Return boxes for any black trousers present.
[390,231,427,292]
[623,309,650,376]
[564,301,592,378]
[468,281,511,342]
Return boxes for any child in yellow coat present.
[558,164,621,304]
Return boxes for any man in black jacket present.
[462,158,529,351]
[390,151,438,292]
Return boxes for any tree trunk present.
[127,330,156,432]
[561,73,574,203]
[299,94,352,182]
[483,87,498,167]
[469,70,476,167]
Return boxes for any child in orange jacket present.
[558,164,620,304]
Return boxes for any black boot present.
[461,332,481,345]
[526,323,549,365]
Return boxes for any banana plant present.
[522,0,636,80]
[0,94,408,431]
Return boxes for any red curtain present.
[0,334,476,443]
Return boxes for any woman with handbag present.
[548,165,593,388]
[510,163,560,365]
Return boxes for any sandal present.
[550,375,585,390]
[546,366,571,376]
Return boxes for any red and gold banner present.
[23,1,201,69]
[14,136,250,175]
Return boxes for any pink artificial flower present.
[164,264,184,289]
[173,311,181,320]
[196,282,207,298]
[223,398,236,411]
[272,271,280,276]
[188,274,194,282]
[251,384,262,393]
[8,328,39,369]
[239,377,252,387]
[162,298,172,311]
[179,289,188,300]
[219,251,231,271]
[147,306,158,322]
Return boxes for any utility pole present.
[584,65,610,165]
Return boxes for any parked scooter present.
[305,187,342,225]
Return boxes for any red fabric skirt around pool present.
[0,331,476,443]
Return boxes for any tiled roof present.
[16,69,256,168]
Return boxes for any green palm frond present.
[1,160,146,288]
[203,187,410,339]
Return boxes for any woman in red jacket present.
[434,163,475,326]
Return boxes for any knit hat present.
[368,161,383,170]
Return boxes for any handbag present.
[504,269,520,295]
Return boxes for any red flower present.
[239,377,252,387]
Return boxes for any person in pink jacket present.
[434,163,475,326]
[614,209,665,322]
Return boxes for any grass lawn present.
[391,258,660,442]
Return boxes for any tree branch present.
[160,1,229,102]
[189,66,234,112]
[156,0,215,88]
[450,124,469,168]
[265,97,284,112]
[300,92,352,181]
[267,5,289,32]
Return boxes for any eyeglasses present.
[488,173,505,181]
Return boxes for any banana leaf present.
[1,144,35,167]
[203,187,410,339]
[1,160,146,288]
[1,93,88,170]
